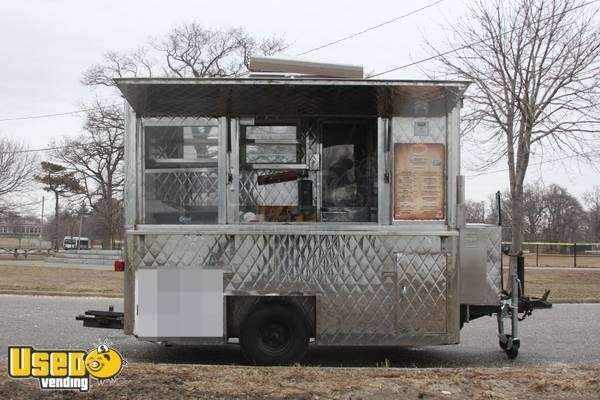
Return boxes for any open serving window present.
[236,118,378,224]
[119,78,464,229]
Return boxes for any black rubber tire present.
[499,335,511,350]
[240,302,309,365]
[505,339,520,359]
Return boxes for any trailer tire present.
[499,335,510,350]
[505,339,520,359]
[240,302,308,365]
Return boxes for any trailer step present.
[76,306,124,329]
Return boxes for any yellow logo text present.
[8,344,125,392]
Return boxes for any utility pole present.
[78,213,83,251]
[38,196,45,249]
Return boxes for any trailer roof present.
[115,77,470,118]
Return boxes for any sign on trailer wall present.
[393,143,445,220]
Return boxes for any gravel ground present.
[1,295,599,367]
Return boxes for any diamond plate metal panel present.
[396,253,447,333]
[145,170,219,208]
[392,116,446,144]
[129,233,451,345]
[484,226,502,295]
[131,234,233,269]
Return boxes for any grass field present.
[0,265,122,297]
[503,254,600,268]
[0,237,51,249]
[1,363,599,399]
[1,263,599,302]
[518,268,600,302]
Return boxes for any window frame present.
[318,118,380,225]
[240,123,305,169]
[140,117,227,225]
[144,125,220,170]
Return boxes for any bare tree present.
[542,184,585,242]
[430,0,600,253]
[522,182,547,241]
[82,23,287,86]
[156,24,287,78]
[0,137,37,200]
[583,186,600,242]
[52,101,124,249]
[82,48,156,87]
[464,200,487,223]
[34,162,83,250]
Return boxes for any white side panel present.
[135,269,223,337]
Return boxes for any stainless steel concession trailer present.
[78,59,541,365]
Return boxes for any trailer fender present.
[226,295,315,339]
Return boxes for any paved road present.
[1,295,598,367]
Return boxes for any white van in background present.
[63,236,91,250]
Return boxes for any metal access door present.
[395,250,448,335]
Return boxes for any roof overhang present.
[115,78,470,118]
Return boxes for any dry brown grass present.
[504,268,600,303]
[0,265,122,297]
[503,254,600,268]
[0,237,51,249]
[1,363,599,399]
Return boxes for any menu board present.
[393,143,445,220]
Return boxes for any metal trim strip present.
[127,225,459,236]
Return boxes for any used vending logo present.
[8,343,125,392]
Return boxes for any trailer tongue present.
[76,306,124,330]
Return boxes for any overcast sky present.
[0,0,598,212]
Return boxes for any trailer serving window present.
[143,122,222,224]
[237,119,378,224]
[238,122,310,223]
[141,118,379,226]
[321,121,378,223]
[242,125,300,165]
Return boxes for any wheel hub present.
[260,322,290,352]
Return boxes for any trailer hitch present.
[76,305,124,329]
[517,296,533,321]
[519,290,552,321]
